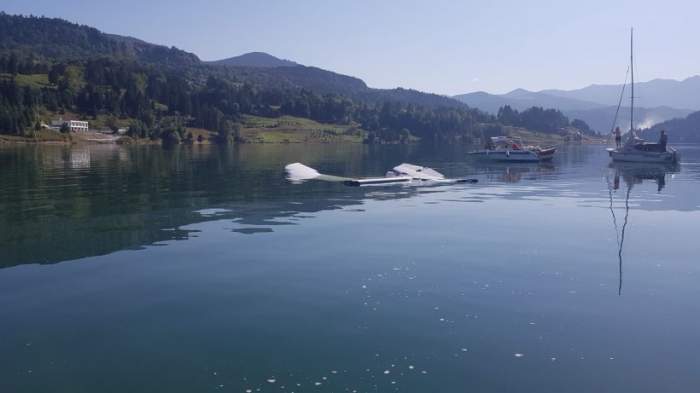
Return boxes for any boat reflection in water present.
[474,161,556,183]
[606,161,680,294]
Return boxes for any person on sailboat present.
[659,130,668,151]
[614,127,622,148]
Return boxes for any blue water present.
[1,143,699,392]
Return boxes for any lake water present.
[1,143,699,393]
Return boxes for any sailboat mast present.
[630,28,634,133]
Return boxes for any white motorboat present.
[607,29,680,164]
[469,136,556,162]
[285,163,477,186]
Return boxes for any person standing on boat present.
[614,127,622,148]
[659,130,668,151]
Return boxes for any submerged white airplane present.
[285,163,478,186]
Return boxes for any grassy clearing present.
[0,129,70,144]
[240,115,365,143]
[0,73,52,89]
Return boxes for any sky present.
[3,0,699,95]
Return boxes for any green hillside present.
[0,12,591,144]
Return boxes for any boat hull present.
[469,149,554,162]
[607,148,679,164]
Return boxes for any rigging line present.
[610,66,630,138]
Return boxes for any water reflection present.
[474,162,557,183]
[1,143,698,269]
[0,144,453,268]
[606,162,680,294]
[610,162,680,193]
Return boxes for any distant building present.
[50,118,89,133]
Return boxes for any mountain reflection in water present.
[1,143,698,270]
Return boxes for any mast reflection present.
[606,162,679,295]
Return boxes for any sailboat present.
[606,29,680,164]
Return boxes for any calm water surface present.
[1,143,699,393]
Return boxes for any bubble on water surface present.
[194,208,232,216]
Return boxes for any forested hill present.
[0,12,199,66]
[0,13,591,143]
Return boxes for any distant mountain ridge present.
[455,89,605,113]
[454,76,700,132]
[208,52,299,68]
[541,76,700,109]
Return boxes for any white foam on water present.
[285,163,321,182]
[194,208,232,217]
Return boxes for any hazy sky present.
[3,0,699,95]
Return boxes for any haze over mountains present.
[540,76,700,108]
[454,77,699,133]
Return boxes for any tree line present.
[496,105,595,135]
[0,55,495,143]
